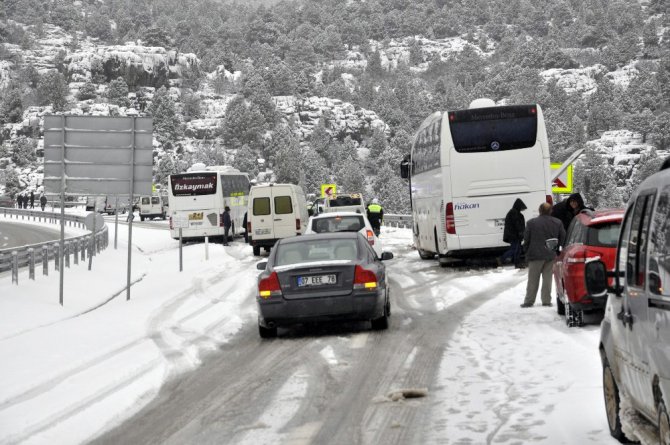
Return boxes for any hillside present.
[1,0,669,211]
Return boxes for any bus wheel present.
[253,245,261,256]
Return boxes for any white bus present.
[400,99,553,264]
[168,166,250,240]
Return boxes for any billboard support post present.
[127,117,135,301]
[59,115,65,306]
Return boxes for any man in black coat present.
[551,193,586,231]
[500,198,527,267]
[30,191,35,208]
[521,202,566,308]
[222,206,232,246]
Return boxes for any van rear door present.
[271,185,297,239]
[251,189,274,241]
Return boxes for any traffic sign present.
[321,184,336,198]
[551,163,573,193]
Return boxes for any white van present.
[139,195,166,221]
[323,193,366,214]
[585,159,670,444]
[247,183,309,256]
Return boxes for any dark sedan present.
[255,232,394,338]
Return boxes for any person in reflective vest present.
[367,198,384,236]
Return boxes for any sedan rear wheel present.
[659,401,670,445]
[603,359,626,441]
[371,293,389,331]
[556,294,565,316]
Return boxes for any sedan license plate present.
[297,274,336,287]
[494,218,505,228]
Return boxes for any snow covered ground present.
[0,218,620,444]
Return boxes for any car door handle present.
[274,218,282,221]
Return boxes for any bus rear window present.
[449,106,538,153]
[171,173,217,196]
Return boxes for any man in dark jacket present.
[242,211,248,243]
[551,193,587,231]
[521,202,566,308]
[222,206,232,246]
[29,191,35,208]
[500,198,527,268]
[366,198,384,236]
[40,194,47,211]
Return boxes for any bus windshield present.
[449,106,537,153]
[170,173,217,196]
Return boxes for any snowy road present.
[0,221,62,249]
[0,223,618,444]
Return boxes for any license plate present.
[297,274,336,287]
[189,212,203,221]
[255,228,271,235]
[494,219,505,228]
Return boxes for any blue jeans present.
[501,241,522,265]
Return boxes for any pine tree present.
[574,147,621,208]
[651,112,670,151]
[155,154,179,187]
[76,80,97,101]
[107,77,130,107]
[150,86,182,146]
[310,119,334,167]
[232,144,259,178]
[333,157,365,194]
[10,137,36,167]
[221,95,267,151]
[3,167,21,199]
[1,87,23,124]
[37,71,69,111]
[372,163,410,214]
[299,148,329,196]
[274,136,302,184]
[629,147,662,192]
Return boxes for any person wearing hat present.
[367,198,384,236]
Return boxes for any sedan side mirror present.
[256,261,268,270]
[381,252,394,261]
[584,259,608,297]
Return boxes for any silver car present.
[255,232,393,338]
[586,160,670,443]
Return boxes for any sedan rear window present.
[312,216,364,233]
[276,239,359,265]
[587,222,621,247]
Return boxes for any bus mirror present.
[400,155,411,179]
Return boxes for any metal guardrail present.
[0,207,109,281]
[384,214,412,229]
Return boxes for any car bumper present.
[569,295,608,311]
[258,292,385,327]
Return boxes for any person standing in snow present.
[40,194,47,211]
[242,211,248,243]
[366,198,384,236]
[499,198,527,268]
[30,191,35,209]
[222,206,232,246]
[551,193,587,231]
[521,202,566,308]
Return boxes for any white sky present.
[0,216,622,444]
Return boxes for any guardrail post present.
[43,245,49,276]
[81,239,86,262]
[55,243,60,271]
[28,248,35,280]
[11,251,18,284]
[73,239,79,265]
[65,241,70,268]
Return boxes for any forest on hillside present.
[1,0,670,210]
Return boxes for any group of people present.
[499,193,590,308]
[15,191,48,211]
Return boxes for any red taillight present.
[530,106,537,115]
[546,195,553,205]
[259,271,282,298]
[219,213,224,227]
[446,202,456,235]
[296,218,301,230]
[449,112,455,121]
[366,229,374,245]
[353,265,377,290]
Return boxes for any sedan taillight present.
[259,272,282,299]
[353,265,377,290]
[366,229,375,245]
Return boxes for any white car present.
[305,211,382,257]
